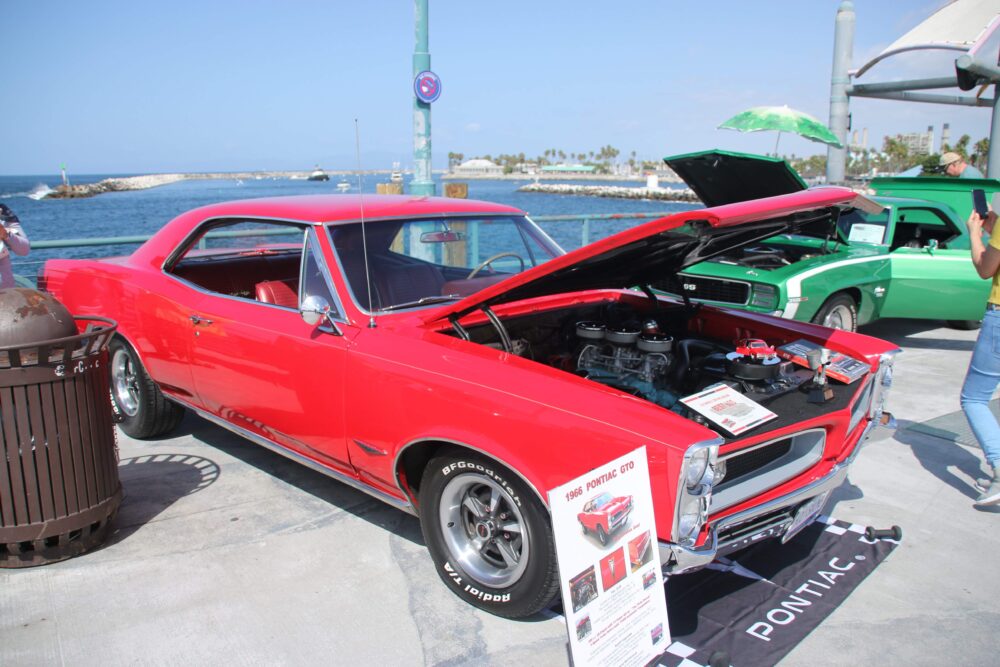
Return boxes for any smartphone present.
[973,188,989,217]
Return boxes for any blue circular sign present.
[414,70,442,104]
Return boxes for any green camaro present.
[660,150,989,332]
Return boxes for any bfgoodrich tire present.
[811,293,858,332]
[419,450,559,618]
[109,337,184,439]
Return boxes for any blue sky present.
[1,1,992,174]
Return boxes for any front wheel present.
[109,338,184,439]
[419,450,559,618]
[811,293,858,332]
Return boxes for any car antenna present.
[355,118,377,328]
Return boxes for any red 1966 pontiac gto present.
[40,187,897,618]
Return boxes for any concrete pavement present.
[2,318,997,666]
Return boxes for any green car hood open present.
[664,149,808,207]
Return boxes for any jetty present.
[43,171,387,199]
[518,182,701,203]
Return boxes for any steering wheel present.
[467,252,526,279]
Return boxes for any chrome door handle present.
[189,315,214,326]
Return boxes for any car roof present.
[173,194,524,225]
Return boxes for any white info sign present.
[548,447,670,666]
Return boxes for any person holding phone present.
[0,203,30,288]
[961,192,1000,507]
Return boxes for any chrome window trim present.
[325,215,561,316]
[300,226,347,322]
[159,217,348,324]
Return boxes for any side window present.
[301,229,342,320]
[891,208,959,250]
[168,218,305,303]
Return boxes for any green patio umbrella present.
[718,105,843,154]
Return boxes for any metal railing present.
[12,211,678,287]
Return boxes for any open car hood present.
[664,149,808,207]
[424,187,881,324]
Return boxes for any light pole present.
[410,0,436,196]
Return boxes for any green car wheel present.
[812,294,858,332]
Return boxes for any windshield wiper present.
[380,294,463,312]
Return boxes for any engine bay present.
[708,240,829,270]
[448,298,861,438]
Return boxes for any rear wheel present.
[419,450,559,618]
[109,338,184,439]
[812,293,858,332]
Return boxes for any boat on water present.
[336,180,350,192]
[390,161,403,183]
[308,167,330,182]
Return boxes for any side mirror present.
[926,238,939,254]
[300,295,340,333]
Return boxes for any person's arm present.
[0,222,30,256]
[968,210,1000,279]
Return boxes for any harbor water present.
[0,174,698,281]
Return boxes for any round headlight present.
[686,448,710,490]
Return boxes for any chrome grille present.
[724,440,793,483]
[658,274,750,305]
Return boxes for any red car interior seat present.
[255,279,299,308]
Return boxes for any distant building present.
[541,164,596,174]
[452,159,503,176]
[899,127,934,156]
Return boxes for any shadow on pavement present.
[176,411,426,546]
[104,452,221,547]
[893,419,1000,513]
[859,318,977,352]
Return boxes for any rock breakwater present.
[46,174,189,199]
[517,183,701,203]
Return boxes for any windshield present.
[329,215,563,311]
[591,493,613,510]
[837,207,891,245]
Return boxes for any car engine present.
[571,316,811,416]
[710,242,825,270]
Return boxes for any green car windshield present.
[836,207,891,245]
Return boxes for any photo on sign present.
[652,623,665,646]
[569,566,599,613]
[600,548,627,591]
[576,615,592,641]
[628,530,653,572]
[578,491,633,549]
[642,570,657,590]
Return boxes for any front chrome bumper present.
[659,414,881,574]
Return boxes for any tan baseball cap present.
[940,151,962,166]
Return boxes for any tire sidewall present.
[815,294,857,332]
[109,337,158,438]
[420,452,556,618]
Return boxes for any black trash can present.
[0,288,120,567]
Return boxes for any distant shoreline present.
[42,171,378,199]
[40,169,679,199]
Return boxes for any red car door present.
[186,232,352,472]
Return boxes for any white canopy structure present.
[827,0,1000,182]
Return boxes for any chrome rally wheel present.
[438,472,528,588]
[107,337,184,439]
[420,450,559,618]
[111,346,140,417]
